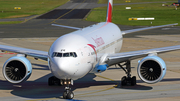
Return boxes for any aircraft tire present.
[131,76,136,86]
[48,76,54,86]
[121,76,127,86]
[67,91,74,99]
[63,91,67,99]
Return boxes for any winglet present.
[106,0,113,22]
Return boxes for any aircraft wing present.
[0,45,48,61]
[121,23,178,35]
[106,45,180,66]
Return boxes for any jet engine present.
[137,55,166,84]
[3,55,32,84]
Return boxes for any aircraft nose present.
[53,58,75,76]
[55,59,69,72]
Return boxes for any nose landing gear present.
[48,77,74,99]
[63,87,74,99]
[62,79,74,99]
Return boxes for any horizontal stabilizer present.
[52,24,81,30]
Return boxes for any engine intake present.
[137,56,166,84]
[3,56,32,84]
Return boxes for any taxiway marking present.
[51,0,86,23]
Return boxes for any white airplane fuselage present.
[48,22,123,80]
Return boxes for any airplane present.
[0,0,179,99]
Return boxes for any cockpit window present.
[57,53,62,57]
[70,52,74,57]
[52,52,77,58]
[52,52,62,57]
[63,53,69,57]
[73,52,77,57]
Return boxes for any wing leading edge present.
[106,45,180,66]
[0,45,48,61]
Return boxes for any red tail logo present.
[106,0,113,22]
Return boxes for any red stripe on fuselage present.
[87,44,97,61]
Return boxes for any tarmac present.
[0,0,180,101]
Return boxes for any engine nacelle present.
[137,55,166,84]
[3,56,32,84]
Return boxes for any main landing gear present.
[118,61,136,86]
[48,76,74,99]
[48,76,61,86]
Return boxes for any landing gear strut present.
[118,61,136,86]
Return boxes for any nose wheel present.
[63,87,74,99]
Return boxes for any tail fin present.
[106,0,113,22]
